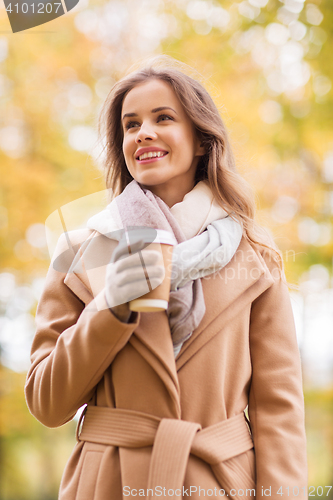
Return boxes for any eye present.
[125,121,139,130]
[157,114,173,122]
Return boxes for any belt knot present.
[78,407,253,500]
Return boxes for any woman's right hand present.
[105,237,165,321]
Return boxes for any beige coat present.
[25,228,308,500]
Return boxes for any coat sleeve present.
[24,232,140,428]
[248,252,308,499]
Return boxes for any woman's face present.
[121,78,205,204]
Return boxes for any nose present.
[135,121,157,143]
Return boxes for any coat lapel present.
[175,237,275,369]
[129,315,181,417]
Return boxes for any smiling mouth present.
[136,151,168,162]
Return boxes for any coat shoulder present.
[250,232,287,286]
[53,228,96,255]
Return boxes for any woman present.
[25,56,308,499]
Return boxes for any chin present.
[136,173,171,187]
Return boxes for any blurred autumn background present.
[0,0,332,497]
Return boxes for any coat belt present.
[77,406,254,500]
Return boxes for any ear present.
[195,136,207,157]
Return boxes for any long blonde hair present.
[98,56,286,278]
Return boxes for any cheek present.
[167,129,187,155]
[122,137,131,159]
[171,127,197,156]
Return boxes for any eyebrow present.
[122,106,177,121]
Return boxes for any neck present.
[142,178,196,208]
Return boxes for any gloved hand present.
[105,233,165,312]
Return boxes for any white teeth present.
[138,151,166,161]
